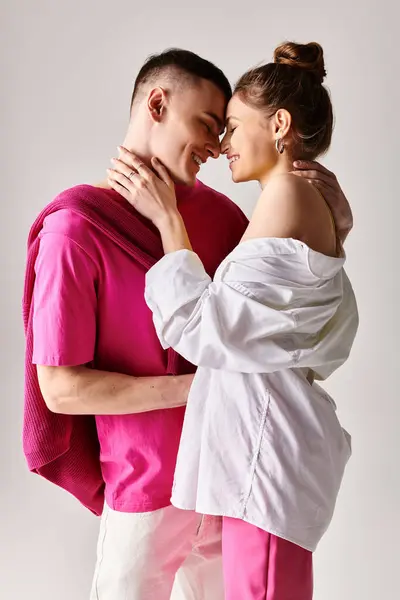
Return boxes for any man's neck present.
[121,129,153,169]
[94,127,152,190]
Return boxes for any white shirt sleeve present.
[145,242,357,375]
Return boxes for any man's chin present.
[173,172,197,188]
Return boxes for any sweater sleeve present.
[32,211,98,367]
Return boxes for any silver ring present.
[128,170,136,180]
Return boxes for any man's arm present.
[32,212,191,416]
[37,365,192,415]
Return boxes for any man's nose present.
[220,139,228,156]
[205,140,221,159]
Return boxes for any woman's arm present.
[146,175,353,373]
[155,210,193,254]
[144,244,352,374]
[108,155,354,374]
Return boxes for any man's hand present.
[292,161,353,244]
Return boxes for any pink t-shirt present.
[32,181,248,512]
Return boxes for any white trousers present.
[90,504,224,600]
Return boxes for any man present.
[26,49,352,599]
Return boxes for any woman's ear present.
[273,108,292,139]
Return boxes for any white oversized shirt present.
[145,237,358,551]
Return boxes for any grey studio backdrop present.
[1,1,398,599]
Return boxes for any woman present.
[107,42,358,600]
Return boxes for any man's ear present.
[147,87,167,122]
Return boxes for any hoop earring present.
[275,138,285,154]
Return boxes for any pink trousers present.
[222,517,313,600]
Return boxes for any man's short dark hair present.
[130,48,232,109]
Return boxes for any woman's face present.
[221,94,279,184]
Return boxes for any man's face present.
[149,79,227,186]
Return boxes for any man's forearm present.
[37,365,192,415]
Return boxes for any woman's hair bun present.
[274,41,327,84]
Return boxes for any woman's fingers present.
[106,168,139,201]
[117,146,152,181]
[108,178,131,201]
[151,157,174,189]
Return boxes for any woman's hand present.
[107,146,192,254]
[107,146,178,227]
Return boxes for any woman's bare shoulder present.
[243,174,337,255]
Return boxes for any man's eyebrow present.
[204,112,225,134]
